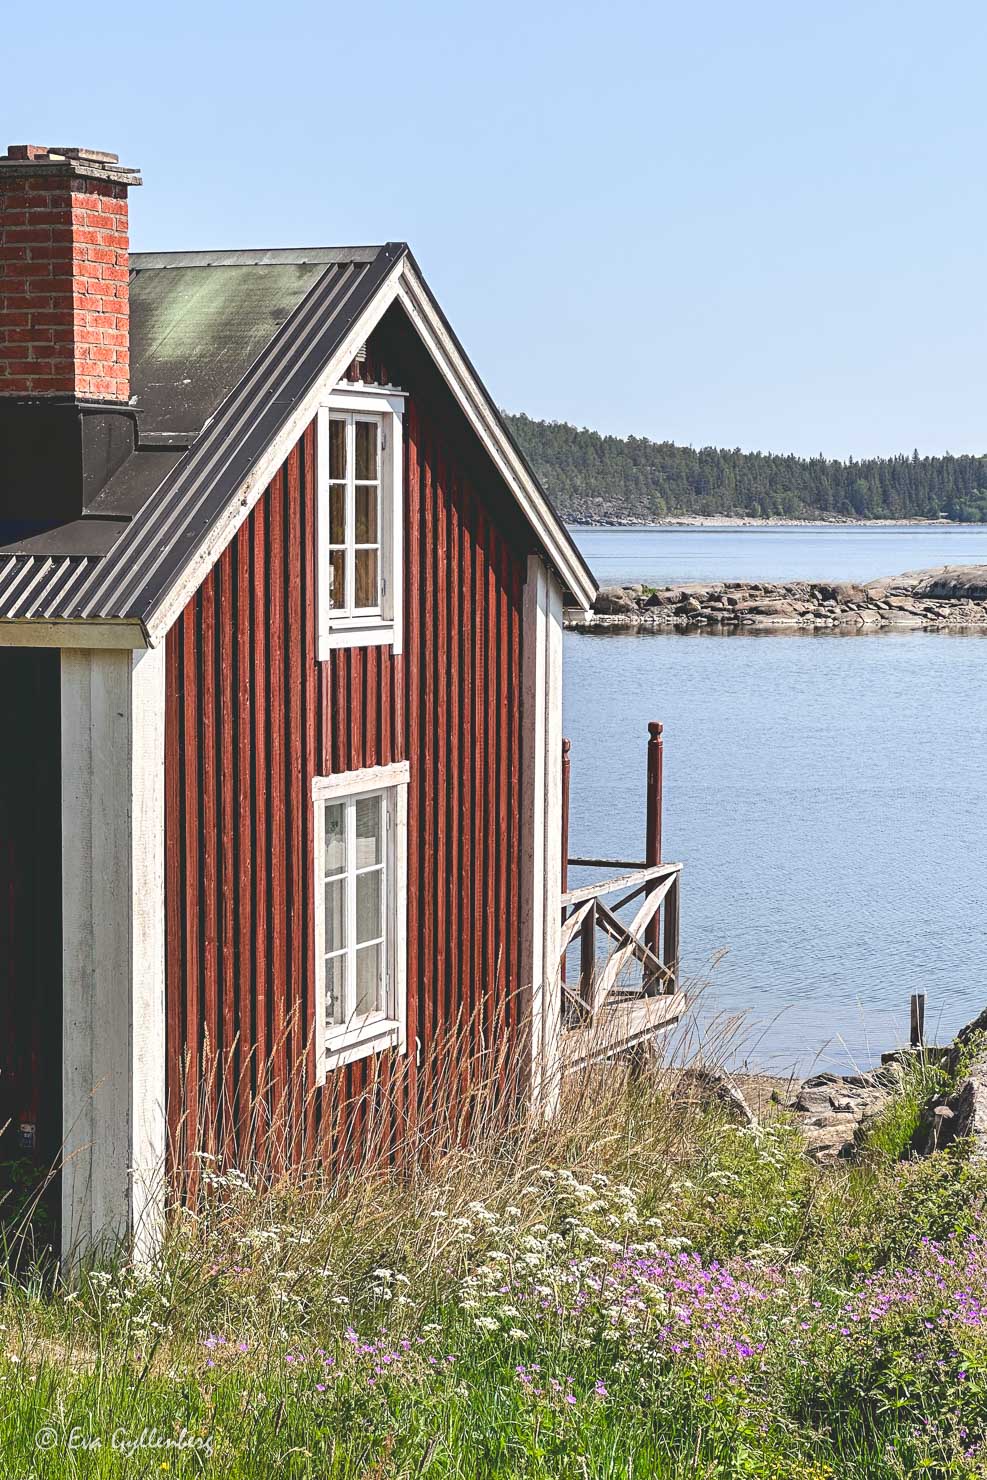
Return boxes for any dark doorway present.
[0,649,61,1251]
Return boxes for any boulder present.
[789,1064,905,1162]
[594,586,640,616]
[748,599,796,616]
[912,566,987,602]
[813,583,868,604]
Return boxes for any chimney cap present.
[1,144,140,186]
[47,146,121,164]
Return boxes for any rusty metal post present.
[645,722,663,966]
[561,739,571,983]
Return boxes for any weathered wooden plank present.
[662,871,681,986]
[559,898,594,956]
[181,604,201,1172]
[285,443,305,1160]
[593,875,678,1004]
[403,396,421,1135]
[218,543,237,1145]
[234,524,254,1136]
[164,621,184,1167]
[594,899,667,977]
[562,861,682,907]
[579,899,597,1017]
[250,494,269,1143]
[458,474,474,1067]
[421,424,436,1069]
[561,992,687,1070]
[447,462,461,1065]
[301,422,320,1154]
[435,447,448,1058]
[199,573,219,1159]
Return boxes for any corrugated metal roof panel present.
[0,555,101,619]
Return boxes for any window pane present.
[324,802,346,876]
[355,942,383,1016]
[329,419,346,480]
[355,795,382,868]
[355,485,378,544]
[355,420,378,481]
[354,549,378,609]
[325,878,346,953]
[326,954,346,1026]
[329,483,345,543]
[329,549,346,610]
[356,868,382,944]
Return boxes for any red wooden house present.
[0,144,598,1260]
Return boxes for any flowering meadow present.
[2,1060,987,1477]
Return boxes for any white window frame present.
[312,761,409,1073]
[317,386,405,658]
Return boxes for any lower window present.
[313,761,409,1070]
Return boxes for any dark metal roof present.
[129,258,332,435]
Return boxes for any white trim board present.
[61,645,166,1264]
[0,621,147,649]
[519,553,565,1114]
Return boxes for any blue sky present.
[6,0,986,458]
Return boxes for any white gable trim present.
[396,265,596,614]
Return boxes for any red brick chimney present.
[0,145,141,401]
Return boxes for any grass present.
[1,1014,987,1478]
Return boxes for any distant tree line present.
[503,413,987,523]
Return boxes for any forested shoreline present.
[505,412,987,523]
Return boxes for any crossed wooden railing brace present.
[560,859,682,1024]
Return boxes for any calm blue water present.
[564,527,987,1074]
[575,522,987,588]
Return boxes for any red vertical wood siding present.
[165,307,530,1173]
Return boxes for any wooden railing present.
[560,859,682,1023]
[558,722,685,1067]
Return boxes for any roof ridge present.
[131,246,390,270]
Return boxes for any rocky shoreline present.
[569,564,987,633]
[571,514,961,529]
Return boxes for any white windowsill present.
[324,1017,403,1071]
[318,621,397,657]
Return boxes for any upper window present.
[313,761,409,1070]
[317,388,404,657]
